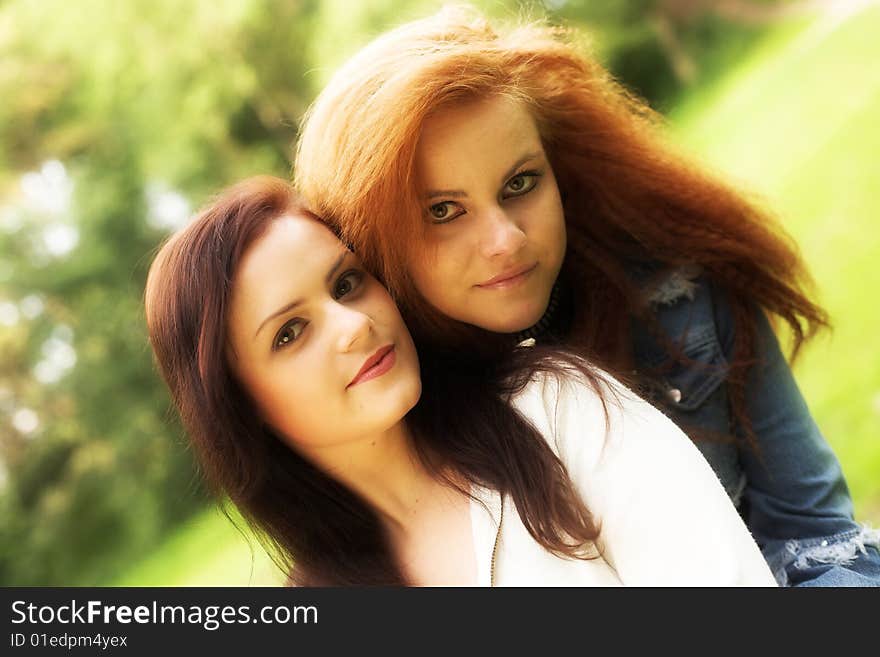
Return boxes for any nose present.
[333,303,374,353]
[478,206,527,259]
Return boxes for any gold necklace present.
[489,497,504,587]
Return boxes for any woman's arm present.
[710,281,880,586]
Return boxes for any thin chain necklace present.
[494,281,566,585]
[489,497,504,587]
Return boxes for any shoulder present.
[508,358,648,422]
[507,359,670,471]
[631,267,735,412]
[508,358,736,541]
[635,265,746,357]
[507,358,617,428]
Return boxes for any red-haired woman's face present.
[412,94,566,333]
[226,214,421,453]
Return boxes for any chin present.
[478,312,544,334]
[387,373,422,418]
[476,298,549,334]
[404,379,422,414]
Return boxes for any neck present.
[514,275,572,344]
[296,421,445,534]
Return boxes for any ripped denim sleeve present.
[788,525,880,569]
[764,525,880,587]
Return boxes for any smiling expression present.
[226,214,421,453]
[411,94,567,333]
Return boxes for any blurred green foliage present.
[1,0,867,586]
[0,0,322,585]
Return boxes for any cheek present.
[551,203,567,255]
[359,278,407,323]
[548,177,567,247]
[409,238,469,299]
[247,358,339,447]
[407,249,440,302]
[526,190,566,256]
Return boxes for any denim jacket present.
[630,269,880,586]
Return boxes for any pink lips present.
[347,345,396,388]
[476,263,537,289]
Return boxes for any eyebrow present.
[424,151,543,200]
[253,249,349,340]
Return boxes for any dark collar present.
[513,277,572,345]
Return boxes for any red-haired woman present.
[145,176,775,585]
[294,6,880,586]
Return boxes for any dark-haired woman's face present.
[412,94,566,333]
[226,214,421,452]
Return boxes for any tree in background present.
[0,0,319,585]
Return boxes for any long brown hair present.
[294,5,828,448]
[145,175,607,585]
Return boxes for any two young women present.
[146,6,878,585]
[146,176,775,586]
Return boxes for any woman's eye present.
[427,201,465,224]
[334,270,364,299]
[274,319,306,350]
[503,172,540,198]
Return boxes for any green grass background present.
[115,5,880,586]
[669,4,880,523]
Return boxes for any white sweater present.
[469,368,778,586]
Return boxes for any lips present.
[347,344,396,388]
[476,262,537,288]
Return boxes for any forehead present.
[240,213,341,279]
[416,94,541,180]
[230,215,344,317]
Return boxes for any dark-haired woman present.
[144,176,775,586]
[293,6,880,586]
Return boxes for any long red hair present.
[294,5,827,447]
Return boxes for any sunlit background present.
[1,0,878,586]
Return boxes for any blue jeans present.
[631,271,880,586]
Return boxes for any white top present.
[469,368,777,586]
